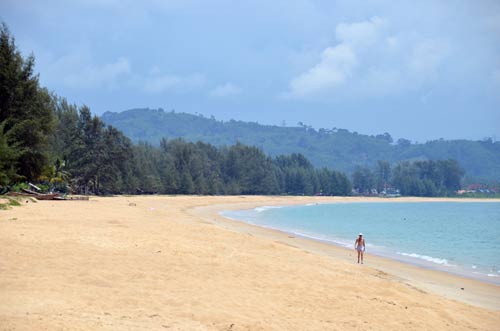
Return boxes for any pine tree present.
[0,23,55,182]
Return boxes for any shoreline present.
[2,195,499,330]
[218,200,500,286]
[221,214,500,286]
[190,196,500,310]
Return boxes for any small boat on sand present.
[19,188,63,200]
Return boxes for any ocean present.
[222,201,500,284]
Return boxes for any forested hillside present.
[102,109,500,183]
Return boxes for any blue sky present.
[1,0,499,142]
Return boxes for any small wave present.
[397,252,451,266]
[487,274,499,277]
[254,206,283,213]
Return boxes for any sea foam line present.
[397,252,452,266]
[254,205,284,212]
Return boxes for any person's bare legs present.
[357,250,361,263]
[360,250,364,264]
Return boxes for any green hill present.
[101,108,500,183]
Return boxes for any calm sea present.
[222,202,500,284]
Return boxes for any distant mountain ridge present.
[101,108,500,183]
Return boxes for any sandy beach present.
[1,195,499,330]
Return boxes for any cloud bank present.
[287,16,450,99]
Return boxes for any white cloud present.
[64,57,131,89]
[143,73,205,93]
[287,16,387,98]
[40,45,205,93]
[286,15,453,99]
[209,82,242,97]
[288,44,356,97]
[42,44,131,89]
[335,16,386,47]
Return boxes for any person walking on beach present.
[355,233,365,264]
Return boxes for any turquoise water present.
[222,202,500,284]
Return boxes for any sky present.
[1,0,499,142]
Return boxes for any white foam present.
[472,265,477,269]
[254,206,283,213]
[487,274,499,277]
[397,252,451,266]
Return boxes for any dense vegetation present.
[0,23,468,197]
[50,98,352,195]
[102,109,500,184]
[0,23,55,185]
[351,159,464,197]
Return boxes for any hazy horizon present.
[1,0,499,142]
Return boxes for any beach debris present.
[128,202,136,206]
[461,287,464,290]
[8,189,89,201]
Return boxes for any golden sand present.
[0,195,499,330]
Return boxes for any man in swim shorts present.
[355,233,365,264]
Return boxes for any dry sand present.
[0,195,499,331]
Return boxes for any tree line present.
[352,159,464,197]
[0,23,465,197]
[102,108,500,184]
[8,93,353,196]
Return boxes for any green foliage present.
[8,197,21,206]
[0,197,21,210]
[391,159,464,196]
[126,139,351,196]
[102,108,500,183]
[11,182,28,192]
[352,166,375,194]
[49,102,136,195]
[375,160,391,192]
[0,121,20,185]
[0,24,55,182]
